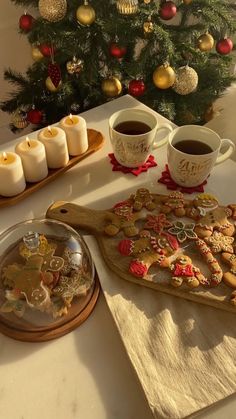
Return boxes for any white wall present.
[0,0,34,128]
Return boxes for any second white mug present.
[167,125,235,187]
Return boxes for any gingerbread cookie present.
[185,193,219,220]
[194,207,235,238]
[221,252,236,288]
[104,201,140,237]
[195,239,222,286]
[205,231,234,254]
[169,255,207,288]
[118,230,179,278]
[2,255,51,310]
[160,191,186,217]
[129,188,156,211]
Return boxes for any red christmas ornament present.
[128,79,146,97]
[159,1,177,20]
[19,13,34,32]
[39,44,55,57]
[109,42,127,59]
[27,109,43,124]
[216,38,233,55]
[48,63,61,87]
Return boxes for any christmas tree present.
[1,0,236,131]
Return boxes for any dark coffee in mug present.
[114,120,151,135]
[173,139,213,155]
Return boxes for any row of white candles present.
[0,114,88,197]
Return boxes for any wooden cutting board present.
[46,192,236,314]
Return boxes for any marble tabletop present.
[0,94,236,419]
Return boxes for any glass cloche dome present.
[0,218,98,341]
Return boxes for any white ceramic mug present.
[109,108,173,168]
[167,125,235,187]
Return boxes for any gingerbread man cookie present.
[160,191,186,217]
[194,207,235,238]
[185,193,219,220]
[2,255,51,310]
[169,255,207,288]
[104,201,140,237]
[118,230,179,278]
[129,188,156,211]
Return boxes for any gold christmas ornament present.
[183,0,192,4]
[172,65,198,95]
[66,57,84,74]
[116,0,139,15]
[197,33,214,52]
[38,0,67,22]
[11,109,29,129]
[76,1,96,25]
[143,20,154,34]
[45,76,62,92]
[31,46,44,61]
[144,0,151,4]
[153,64,176,89]
[101,76,122,97]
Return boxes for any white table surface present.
[0,94,236,419]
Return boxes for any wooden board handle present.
[46,201,109,234]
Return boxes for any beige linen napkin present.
[85,235,236,419]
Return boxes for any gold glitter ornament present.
[66,57,84,75]
[31,46,44,61]
[144,0,151,3]
[101,77,122,97]
[38,0,67,22]
[45,76,62,92]
[11,109,29,129]
[153,64,176,89]
[197,33,214,52]
[173,66,198,95]
[76,1,96,26]
[183,0,192,4]
[116,0,139,15]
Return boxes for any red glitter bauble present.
[216,38,233,55]
[27,109,43,124]
[19,14,34,32]
[128,79,146,97]
[39,44,55,57]
[109,42,127,59]
[159,1,177,20]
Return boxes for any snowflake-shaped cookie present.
[144,214,172,233]
[205,231,234,253]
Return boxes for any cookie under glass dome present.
[0,219,98,341]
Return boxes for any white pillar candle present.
[15,137,48,182]
[38,126,69,169]
[0,152,26,197]
[60,114,88,156]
